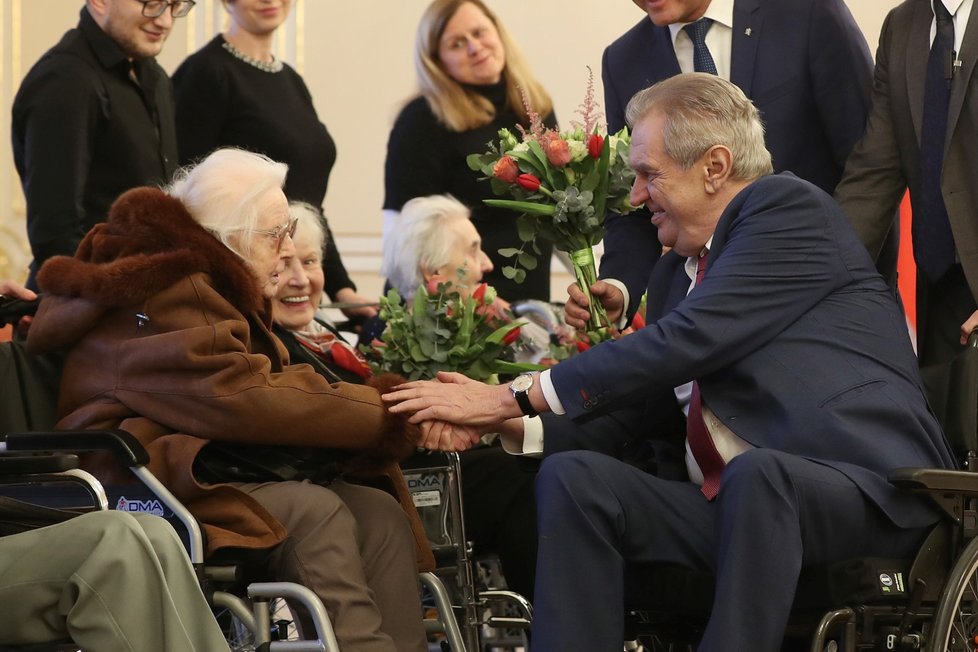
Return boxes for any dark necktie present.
[687,255,724,500]
[915,0,957,281]
[683,18,719,75]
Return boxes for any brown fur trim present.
[37,187,264,315]
[343,373,421,474]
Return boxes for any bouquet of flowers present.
[466,69,639,331]
[361,280,545,382]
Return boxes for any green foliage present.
[360,282,544,382]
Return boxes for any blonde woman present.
[384,0,557,303]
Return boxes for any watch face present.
[511,374,533,392]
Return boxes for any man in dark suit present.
[384,74,954,652]
[596,0,878,319]
[835,0,978,368]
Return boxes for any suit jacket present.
[550,173,954,528]
[600,0,874,314]
[835,0,978,304]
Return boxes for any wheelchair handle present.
[3,429,150,466]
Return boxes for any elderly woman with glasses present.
[26,148,429,652]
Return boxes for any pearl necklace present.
[221,40,283,73]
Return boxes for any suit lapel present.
[908,0,933,145]
[730,0,762,96]
[947,2,978,149]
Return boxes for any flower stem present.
[569,247,608,329]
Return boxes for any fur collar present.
[37,187,264,315]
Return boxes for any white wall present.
[0,0,897,295]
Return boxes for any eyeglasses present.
[252,217,298,252]
[137,0,196,18]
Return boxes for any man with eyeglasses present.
[12,0,195,290]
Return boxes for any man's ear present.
[87,0,108,19]
[703,145,734,194]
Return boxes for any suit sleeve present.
[17,58,100,266]
[598,46,662,317]
[807,0,875,176]
[833,10,909,259]
[551,183,850,419]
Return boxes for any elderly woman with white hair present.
[26,148,429,652]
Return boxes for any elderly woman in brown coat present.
[26,148,429,652]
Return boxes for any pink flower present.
[370,338,387,348]
[587,133,604,160]
[544,137,572,167]
[517,174,541,192]
[426,274,448,295]
[492,156,520,184]
[502,326,521,345]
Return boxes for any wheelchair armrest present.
[0,453,80,475]
[888,467,978,495]
[3,430,150,467]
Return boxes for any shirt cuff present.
[500,416,545,456]
[540,369,566,415]
[603,278,631,330]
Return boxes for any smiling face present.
[235,186,294,298]
[437,2,505,86]
[630,0,711,26]
[273,227,324,331]
[224,0,292,37]
[91,0,175,59]
[628,110,719,257]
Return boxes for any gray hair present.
[382,194,471,298]
[166,148,288,259]
[624,73,773,181]
[289,201,328,261]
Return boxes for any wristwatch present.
[509,373,539,418]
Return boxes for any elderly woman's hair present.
[289,201,328,261]
[625,73,774,181]
[414,0,553,132]
[382,194,471,298]
[166,148,288,259]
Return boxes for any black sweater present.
[173,35,354,298]
[384,81,556,302]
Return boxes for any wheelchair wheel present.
[929,535,978,651]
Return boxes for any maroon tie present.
[687,255,725,500]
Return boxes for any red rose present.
[587,133,604,160]
[517,174,541,192]
[575,339,591,353]
[631,310,646,330]
[492,156,520,184]
[544,138,572,167]
[502,326,521,345]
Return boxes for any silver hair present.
[288,201,328,260]
[624,73,773,180]
[166,148,288,259]
[382,194,471,299]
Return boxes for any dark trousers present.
[917,264,978,367]
[531,449,931,652]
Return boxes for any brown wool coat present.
[27,187,434,571]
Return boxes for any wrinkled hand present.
[418,420,485,452]
[564,280,624,330]
[382,371,517,426]
[960,309,978,345]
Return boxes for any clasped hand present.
[383,371,514,452]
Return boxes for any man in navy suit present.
[596,0,878,319]
[384,74,954,652]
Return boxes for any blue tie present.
[683,18,718,75]
[915,0,957,280]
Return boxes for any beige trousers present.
[237,479,427,652]
[0,510,229,651]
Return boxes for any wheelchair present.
[403,449,533,652]
[0,332,470,651]
[623,332,978,652]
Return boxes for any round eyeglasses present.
[137,0,196,18]
[252,217,299,252]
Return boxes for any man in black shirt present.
[12,0,194,288]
